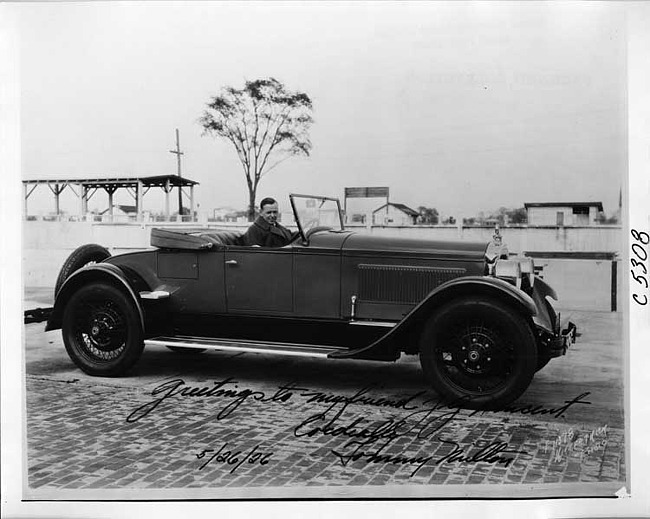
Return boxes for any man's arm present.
[240,223,264,246]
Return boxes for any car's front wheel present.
[62,282,144,376]
[419,297,537,409]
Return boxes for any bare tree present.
[199,77,314,220]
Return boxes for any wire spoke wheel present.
[72,296,127,361]
[420,297,537,409]
[62,282,143,376]
[437,319,513,395]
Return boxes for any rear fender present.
[46,263,147,331]
[332,276,537,359]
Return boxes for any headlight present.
[519,257,535,288]
[495,259,522,289]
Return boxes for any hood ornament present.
[485,225,508,275]
[492,224,502,245]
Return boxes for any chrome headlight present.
[494,259,522,289]
[519,257,535,288]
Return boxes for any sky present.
[16,2,627,219]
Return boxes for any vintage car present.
[46,194,576,409]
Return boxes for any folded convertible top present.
[151,227,242,250]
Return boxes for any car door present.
[224,247,294,315]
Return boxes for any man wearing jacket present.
[240,197,295,247]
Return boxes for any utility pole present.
[169,128,184,217]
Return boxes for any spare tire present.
[54,244,111,296]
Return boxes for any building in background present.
[372,202,419,226]
[344,186,390,224]
[524,202,604,226]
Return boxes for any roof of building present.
[98,205,138,215]
[22,174,199,188]
[372,202,420,217]
[524,202,603,211]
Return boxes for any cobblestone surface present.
[23,290,625,496]
[25,376,625,491]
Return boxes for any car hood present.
[343,232,487,259]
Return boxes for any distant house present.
[524,202,604,226]
[372,203,419,226]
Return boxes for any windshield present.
[289,194,344,238]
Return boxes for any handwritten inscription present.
[542,425,608,462]
[126,379,305,423]
[630,229,649,306]
[127,379,594,477]
[196,443,273,472]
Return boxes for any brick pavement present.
[23,303,626,496]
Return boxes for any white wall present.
[22,221,623,311]
[347,224,622,255]
[527,206,600,226]
[23,221,622,255]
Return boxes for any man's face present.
[260,202,279,225]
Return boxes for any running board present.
[349,320,396,328]
[145,335,349,358]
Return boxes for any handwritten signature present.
[331,437,525,477]
[435,438,526,467]
[196,443,273,473]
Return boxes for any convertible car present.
[46,194,576,409]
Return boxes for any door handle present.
[225,260,238,266]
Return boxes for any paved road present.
[23,288,625,498]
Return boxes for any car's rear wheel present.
[62,282,144,376]
[55,244,111,296]
[419,297,537,409]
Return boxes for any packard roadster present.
[46,194,576,409]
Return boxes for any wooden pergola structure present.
[22,174,199,221]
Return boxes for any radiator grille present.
[358,264,466,303]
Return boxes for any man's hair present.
[260,197,277,209]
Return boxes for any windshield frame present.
[289,194,345,242]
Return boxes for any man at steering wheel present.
[240,197,296,247]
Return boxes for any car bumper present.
[548,320,577,358]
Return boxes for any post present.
[54,183,60,217]
[170,128,184,218]
[79,183,87,219]
[611,259,617,312]
[108,190,114,218]
[189,185,195,222]
[136,180,143,222]
[165,179,171,221]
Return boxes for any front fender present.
[332,276,537,359]
[46,263,146,332]
[407,275,537,321]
